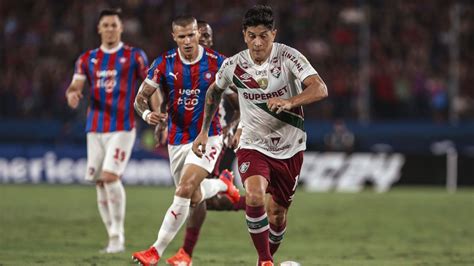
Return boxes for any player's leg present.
[237,149,273,264]
[135,136,229,264]
[101,129,136,253]
[266,150,304,256]
[85,133,112,251]
[266,197,288,256]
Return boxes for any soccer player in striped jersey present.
[193,5,328,266]
[163,20,245,266]
[131,16,240,265]
[65,8,148,254]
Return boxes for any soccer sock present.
[103,180,126,242]
[269,222,286,255]
[153,196,191,255]
[96,185,112,235]
[233,195,246,211]
[199,179,227,202]
[246,205,272,262]
[183,227,200,256]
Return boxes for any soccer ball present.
[280,261,301,266]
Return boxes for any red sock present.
[269,222,286,255]
[233,195,246,211]
[182,227,200,256]
[246,205,272,262]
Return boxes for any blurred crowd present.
[1,0,473,123]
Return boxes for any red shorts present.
[236,148,304,208]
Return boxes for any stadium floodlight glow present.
[431,140,458,193]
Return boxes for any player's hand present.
[66,91,83,109]
[231,128,242,149]
[154,122,168,148]
[146,112,167,126]
[267,98,292,114]
[192,132,209,158]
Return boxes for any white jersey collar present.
[178,45,204,65]
[100,42,124,54]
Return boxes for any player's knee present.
[102,171,119,183]
[245,191,266,206]
[268,209,286,226]
[175,182,197,198]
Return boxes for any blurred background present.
[0,0,473,189]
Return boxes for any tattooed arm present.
[134,81,167,125]
[192,82,225,157]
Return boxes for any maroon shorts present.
[236,148,304,208]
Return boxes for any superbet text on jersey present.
[216,43,318,159]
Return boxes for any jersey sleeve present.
[215,57,234,91]
[145,55,165,89]
[283,46,318,82]
[73,53,88,81]
[134,48,149,81]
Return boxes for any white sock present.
[96,185,112,236]
[199,179,228,202]
[104,180,126,242]
[152,196,191,255]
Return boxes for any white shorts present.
[168,135,223,186]
[85,129,136,181]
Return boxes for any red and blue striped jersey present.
[145,46,225,145]
[73,42,148,132]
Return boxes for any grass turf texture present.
[0,185,473,265]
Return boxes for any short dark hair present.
[197,20,209,27]
[242,5,275,30]
[172,15,197,28]
[98,8,122,22]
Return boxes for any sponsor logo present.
[271,137,281,146]
[240,73,252,81]
[239,162,250,174]
[300,152,405,193]
[242,86,288,101]
[282,51,304,72]
[119,57,127,64]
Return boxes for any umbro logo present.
[169,72,179,80]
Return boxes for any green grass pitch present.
[0,185,473,265]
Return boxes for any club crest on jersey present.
[239,162,250,174]
[257,78,268,90]
[271,66,281,78]
[204,71,213,81]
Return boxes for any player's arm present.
[192,82,225,157]
[222,91,240,147]
[65,78,86,109]
[150,89,168,147]
[134,82,167,125]
[267,74,328,114]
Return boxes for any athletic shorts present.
[236,148,304,208]
[85,129,136,181]
[168,135,223,186]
